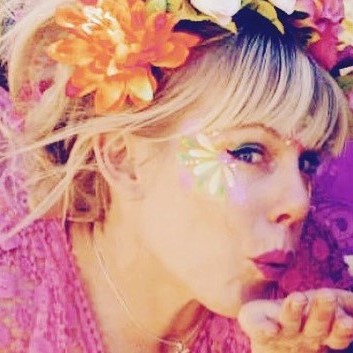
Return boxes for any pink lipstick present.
[251,250,294,281]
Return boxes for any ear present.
[95,133,143,199]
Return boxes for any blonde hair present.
[0,0,350,239]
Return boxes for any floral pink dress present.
[0,87,353,353]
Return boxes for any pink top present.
[0,87,353,352]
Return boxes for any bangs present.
[204,33,349,154]
[114,22,349,157]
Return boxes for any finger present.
[335,289,353,315]
[303,289,337,339]
[279,292,307,336]
[248,318,281,343]
[238,299,281,342]
[324,308,353,350]
[306,289,353,315]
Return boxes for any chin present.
[197,276,271,319]
[202,299,241,319]
[198,285,243,319]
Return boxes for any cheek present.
[140,153,263,314]
[178,151,263,209]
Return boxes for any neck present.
[71,222,206,353]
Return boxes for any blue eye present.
[299,151,321,175]
[227,144,265,164]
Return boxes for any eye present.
[227,144,265,164]
[299,150,321,175]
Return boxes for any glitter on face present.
[178,134,240,197]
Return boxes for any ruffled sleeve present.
[0,87,106,353]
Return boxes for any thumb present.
[238,299,281,342]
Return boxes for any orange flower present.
[47,0,200,113]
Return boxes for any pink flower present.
[308,21,342,69]
[296,0,344,70]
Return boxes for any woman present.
[1,0,353,352]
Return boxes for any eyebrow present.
[236,123,283,140]
[234,123,308,152]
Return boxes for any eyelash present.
[227,144,265,165]
[227,145,321,175]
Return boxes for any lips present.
[251,250,294,281]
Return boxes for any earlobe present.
[94,134,144,199]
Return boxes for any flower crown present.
[47,0,353,114]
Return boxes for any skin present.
[72,123,353,353]
[238,289,353,352]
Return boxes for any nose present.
[267,165,310,227]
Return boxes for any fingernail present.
[318,293,336,304]
[290,293,307,310]
[291,300,306,312]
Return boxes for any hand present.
[237,288,353,353]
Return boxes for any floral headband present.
[46,0,353,114]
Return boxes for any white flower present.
[190,0,241,26]
[269,0,297,15]
[344,255,353,276]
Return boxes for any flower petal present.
[193,161,218,176]
[103,0,132,31]
[269,0,296,15]
[55,6,86,29]
[190,0,241,23]
[188,149,215,158]
[95,78,127,112]
[223,166,235,188]
[130,0,148,31]
[47,38,95,66]
[208,167,222,195]
[170,32,200,48]
[144,12,175,45]
[152,41,191,68]
[196,134,217,152]
[70,66,104,89]
[126,69,155,102]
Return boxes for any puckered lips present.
[251,250,295,281]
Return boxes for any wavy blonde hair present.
[0,0,350,239]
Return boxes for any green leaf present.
[146,0,168,13]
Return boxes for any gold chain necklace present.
[91,231,206,353]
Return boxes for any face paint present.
[178,133,239,198]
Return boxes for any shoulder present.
[0,217,105,352]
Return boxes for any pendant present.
[175,342,190,353]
